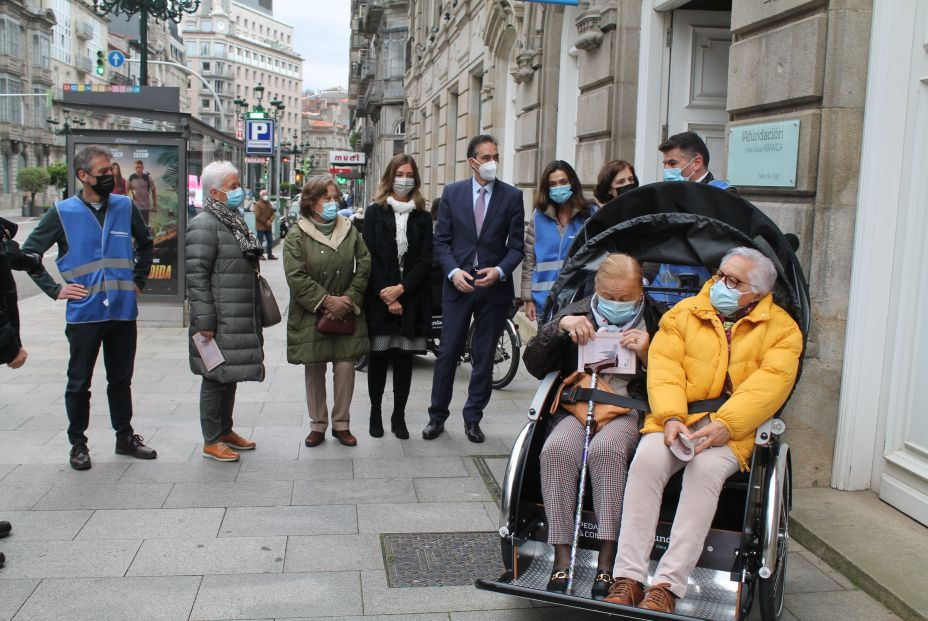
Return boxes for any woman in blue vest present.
[520,161,596,322]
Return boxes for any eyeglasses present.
[715,270,752,291]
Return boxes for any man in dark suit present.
[423,135,525,443]
[658,131,735,191]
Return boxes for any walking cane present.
[566,353,619,595]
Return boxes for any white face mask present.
[393,177,415,197]
[473,159,498,182]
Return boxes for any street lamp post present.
[88,0,201,86]
[270,98,284,198]
[233,97,248,188]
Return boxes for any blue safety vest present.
[56,194,138,324]
[707,179,731,189]
[530,210,587,313]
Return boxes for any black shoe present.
[546,568,568,593]
[391,413,409,440]
[464,422,485,443]
[115,434,157,460]
[0,521,10,538]
[0,551,5,569]
[369,411,384,438]
[421,421,444,440]
[69,443,91,470]
[267,255,279,260]
[592,571,615,600]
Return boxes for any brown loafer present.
[638,583,676,613]
[219,431,256,450]
[331,428,357,447]
[304,431,325,447]
[604,577,644,606]
[203,442,240,462]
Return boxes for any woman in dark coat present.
[186,161,266,463]
[362,154,432,439]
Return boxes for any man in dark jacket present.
[658,131,735,191]
[423,134,525,443]
[23,145,157,470]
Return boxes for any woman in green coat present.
[284,176,371,447]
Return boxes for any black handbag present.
[256,273,281,327]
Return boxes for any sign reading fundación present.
[727,119,800,188]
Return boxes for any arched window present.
[16,152,27,189]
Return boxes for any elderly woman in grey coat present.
[186,161,266,462]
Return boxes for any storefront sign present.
[727,120,800,187]
[330,150,366,165]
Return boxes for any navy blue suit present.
[428,177,525,425]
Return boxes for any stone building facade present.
[349,0,409,206]
[0,0,56,212]
[301,88,351,177]
[399,0,928,527]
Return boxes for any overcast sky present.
[274,0,351,92]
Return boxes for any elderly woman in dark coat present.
[362,154,432,439]
[285,176,371,448]
[522,253,658,600]
[186,161,265,463]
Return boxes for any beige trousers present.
[304,361,355,432]
[613,420,740,599]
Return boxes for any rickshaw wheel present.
[354,354,369,372]
[758,468,790,620]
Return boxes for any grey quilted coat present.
[186,210,265,383]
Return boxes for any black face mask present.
[86,173,115,197]
[615,183,639,197]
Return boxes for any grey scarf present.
[203,196,263,261]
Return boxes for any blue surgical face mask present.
[224,187,244,209]
[663,159,694,182]
[319,200,339,222]
[597,296,641,326]
[709,278,745,316]
[549,185,573,205]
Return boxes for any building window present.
[15,153,27,189]
[202,98,211,108]
[200,41,210,56]
[393,139,404,155]
[186,41,197,57]
[200,19,212,32]
[32,33,51,69]
[0,18,21,57]
[384,30,406,78]
[214,42,224,58]
[202,61,211,71]
[31,85,48,127]
[0,74,23,124]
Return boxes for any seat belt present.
[559,387,728,415]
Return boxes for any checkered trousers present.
[539,413,641,544]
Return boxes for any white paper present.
[193,333,225,372]
[577,329,637,375]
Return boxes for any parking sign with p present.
[245,119,274,155]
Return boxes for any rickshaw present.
[475,182,810,621]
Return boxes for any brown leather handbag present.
[315,313,356,335]
[550,371,632,434]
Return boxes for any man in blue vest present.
[658,131,736,191]
[23,146,157,470]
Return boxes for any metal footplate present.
[478,541,739,621]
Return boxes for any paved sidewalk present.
[0,246,900,621]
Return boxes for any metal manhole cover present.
[382,531,504,587]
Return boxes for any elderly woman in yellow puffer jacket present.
[604,247,803,614]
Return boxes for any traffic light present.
[336,176,346,185]
[96,50,105,76]
[294,171,303,185]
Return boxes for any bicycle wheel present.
[491,322,520,390]
[758,462,790,620]
[354,354,369,372]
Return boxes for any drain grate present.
[471,455,509,506]
[382,531,504,587]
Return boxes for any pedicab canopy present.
[545,181,810,346]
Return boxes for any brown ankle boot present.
[638,583,676,612]
[604,577,644,606]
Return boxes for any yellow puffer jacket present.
[643,281,803,471]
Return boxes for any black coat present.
[0,217,41,364]
[362,202,433,339]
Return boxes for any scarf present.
[203,195,264,261]
[387,196,416,260]
[310,216,337,237]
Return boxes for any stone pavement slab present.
[119,460,242,484]
[284,534,383,573]
[413,477,494,503]
[360,570,532,615]
[163,480,293,508]
[190,571,363,619]
[32,482,172,510]
[1,462,130,484]
[218,505,358,538]
[352,457,469,479]
[11,576,201,621]
[127,536,286,576]
[0,579,38,621]
[0,540,141,579]
[76,508,226,540]
[0,510,91,541]
[0,481,51,510]
[235,458,353,482]
[357,502,495,534]
[290,478,416,506]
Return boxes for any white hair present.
[201,160,239,194]
[720,247,777,295]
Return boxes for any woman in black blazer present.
[362,154,433,439]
